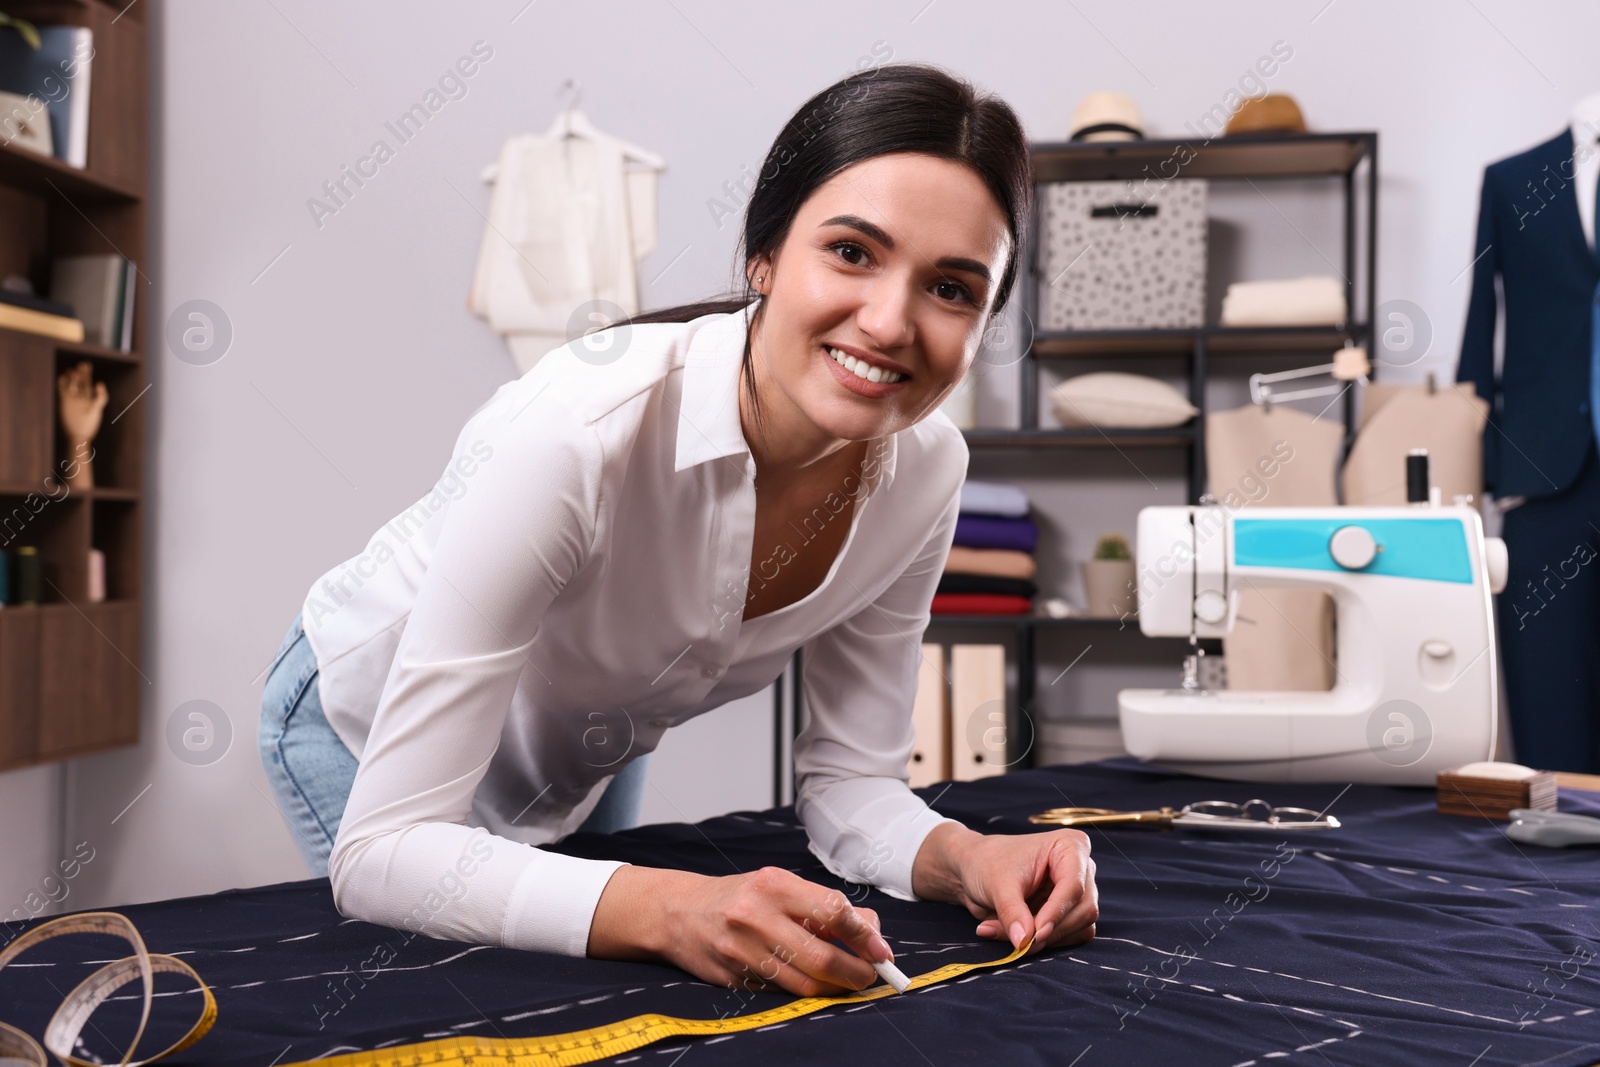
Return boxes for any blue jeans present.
[258,611,649,877]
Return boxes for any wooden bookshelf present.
[0,0,146,771]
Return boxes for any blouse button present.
[701,664,722,679]
[649,717,672,728]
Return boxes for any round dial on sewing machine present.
[1194,589,1229,625]
[1328,525,1379,570]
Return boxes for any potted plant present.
[1081,533,1136,618]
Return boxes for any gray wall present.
[1,0,1593,914]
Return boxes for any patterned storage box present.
[1037,178,1208,331]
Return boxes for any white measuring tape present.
[0,911,216,1067]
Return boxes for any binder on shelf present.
[951,644,1008,781]
[908,642,949,788]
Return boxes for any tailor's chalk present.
[873,957,911,993]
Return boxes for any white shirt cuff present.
[501,853,629,957]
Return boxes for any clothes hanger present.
[480,79,666,182]
[544,78,667,168]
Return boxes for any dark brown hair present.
[616,62,1031,437]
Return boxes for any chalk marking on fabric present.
[1096,934,1548,1027]
[501,1002,572,1021]
[1333,984,1514,1024]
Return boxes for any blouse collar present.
[672,299,898,498]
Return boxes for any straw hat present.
[1225,93,1307,136]
[1069,91,1143,142]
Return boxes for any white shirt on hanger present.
[1571,96,1600,250]
[469,111,663,376]
[303,301,969,957]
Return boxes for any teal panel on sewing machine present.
[1232,517,1474,583]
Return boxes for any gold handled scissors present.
[1029,799,1340,831]
[1029,806,1181,829]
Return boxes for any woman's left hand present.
[911,823,1098,954]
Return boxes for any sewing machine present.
[1117,503,1509,784]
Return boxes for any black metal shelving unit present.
[924,130,1380,772]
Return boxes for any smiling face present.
[745,152,1012,448]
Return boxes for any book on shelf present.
[0,24,93,168]
[117,257,135,351]
[0,286,74,319]
[50,254,134,350]
[0,300,83,342]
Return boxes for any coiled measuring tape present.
[0,911,217,1067]
[287,935,1033,1067]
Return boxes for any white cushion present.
[1049,372,1198,429]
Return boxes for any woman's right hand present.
[588,864,892,996]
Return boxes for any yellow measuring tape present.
[3,911,1027,1066]
[0,911,216,1067]
[288,936,1035,1067]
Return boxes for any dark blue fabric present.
[3,760,1598,1066]
[1456,127,1600,500]
[935,572,1038,598]
[953,513,1038,553]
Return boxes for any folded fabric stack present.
[1219,274,1346,327]
[933,481,1039,616]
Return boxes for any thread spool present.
[87,547,105,603]
[16,545,41,605]
[1406,448,1430,504]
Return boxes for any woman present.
[260,62,1097,998]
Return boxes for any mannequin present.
[1456,94,1600,773]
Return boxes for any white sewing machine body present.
[1117,505,1507,785]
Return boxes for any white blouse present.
[301,300,969,957]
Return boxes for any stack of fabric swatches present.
[932,480,1038,616]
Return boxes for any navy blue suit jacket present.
[1457,127,1600,499]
